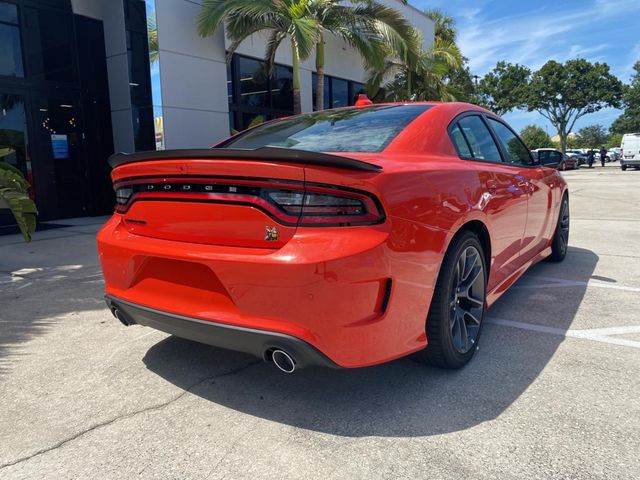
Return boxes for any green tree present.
[309,0,418,110]
[611,62,640,134]
[367,7,463,102]
[477,62,531,115]
[198,0,321,114]
[424,8,456,44]
[527,59,623,153]
[424,8,476,102]
[367,37,462,101]
[519,124,551,150]
[575,124,608,148]
[607,132,623,148]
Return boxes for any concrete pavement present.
[1,165,639,479]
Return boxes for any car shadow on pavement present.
[143,246,598,437]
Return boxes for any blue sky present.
[412,0,640,134]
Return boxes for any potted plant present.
[0,160,37,241]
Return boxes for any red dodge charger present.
[97,102,569,372]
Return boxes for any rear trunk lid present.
[109,148,382,249]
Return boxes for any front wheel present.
[549,195,569,262]
[621,165,627,171]
[559,162,566,171]
[416,232,486,369]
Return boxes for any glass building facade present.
[0,0,114,231]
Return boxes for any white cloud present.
[448,0,640,74]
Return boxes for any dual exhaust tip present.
[111,307,297,373]
[270,349,296,374]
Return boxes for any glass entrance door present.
[31,95,86,220]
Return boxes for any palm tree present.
[197,0,320,114]
[367,16,464,102]
[307,0,418,111]
[424,8,456,44]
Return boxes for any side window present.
[456,116,502,162]
[552,151,563,163]
[450,124,472,157]
[487,118,533,166]
[538,151,553,165]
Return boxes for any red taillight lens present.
[267,189,382,226]
[114,178,384,227]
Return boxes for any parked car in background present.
[97,102,570,372]
[533,148,578,170]
[608,149,620,161]
[621,133,640,170]
[565,149,588,165]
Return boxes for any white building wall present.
[73,0,434,150]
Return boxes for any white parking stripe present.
[486,317,640,350]
[513,275,640,293]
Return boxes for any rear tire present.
[416,232,487,369]
[559,162,566,171]
[549,195,569,262]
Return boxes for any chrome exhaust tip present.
[111,307,130,326]
[271,349,296,374]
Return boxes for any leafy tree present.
[575,124,608,148]
[368,7,464,102]
[527,59,623,153]
[424,8,456,44]
[607,132,623,149]
[367,37,462,101]
[519,124,551,150]
[198,0,321,114]
[611,107,640,134]
[309,1,418,111]
[477,62,531,115]
[611,62,640,134]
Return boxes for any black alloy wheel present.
[449,246,485,354]
[549,195,569,262]
[417,232,487,369]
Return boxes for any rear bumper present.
[106,295,339,369]
[97,215,439,368]
[621,159,640,166]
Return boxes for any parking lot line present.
[487,317,640,350]
[514,276,640,293]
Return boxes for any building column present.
[102,1,135,153]
[154,0,231,149]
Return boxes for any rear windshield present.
[219,105,430,153]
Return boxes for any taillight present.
[113,178,384,227]
[115,186,133,205]
[267,188,382,226]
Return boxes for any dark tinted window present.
[450,124,472,157]
[536,150,552,164]
[488,118,533,166]
[457,116,501,162]
[0,2,23,77]
[331,78,348,108]
[222,105,430,153]
[271,65,293,110]
[238,56,269,108]
[0,2,18,23]
[23,7,74,82]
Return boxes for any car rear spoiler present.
[108,147,382,172]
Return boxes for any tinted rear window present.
[220,105,430,153]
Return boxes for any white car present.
[621,133,640,170]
